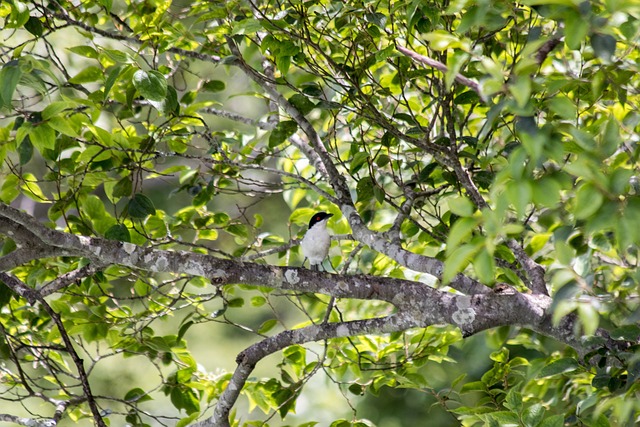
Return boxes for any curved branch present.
[196,288,590,426]
[397,45,485,101]
[194,314,416,427]
[224,40,488,295]
[0,203,590,350]
[0,206,600,427]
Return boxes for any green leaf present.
[506,180,532,219]
[124,387,153,403]
[24,16,44,37]
[609,324,640,341]
[104,224,131,242]
[423,30,462,51]
[113,176,133,198]
[564,11,589,50]
[0,175,20,203]
[202,80,225,92]
[274,387,299,418]
[473,248,495,284]
[258,319,278,334]
[20,173,47,201]
[350,152,370,175]
[6,1,30,28]
[448,197,475,217]
[447,217,479,253]
[578,303,599,335]
[102,49,131,64]
[532,177,562,207]
[527,233,551,254]
[177,321,194,343]
[251,296,267,307]
[231,18,263,35]
[226,224,248,239]
[268,120,297,148]
[547,96,576,120]
[365,12,387,28]
[150,85,179,115]
[505,389,523,413]
[18,137,33,165]
[176,414,199,427]
[591,33,616,61]
[69,66,104,84]
[104,65,124,101]
[509,75,531,108]
[523,404,545,427]
[537,358,579,377]
[443,243,480,284]
[170,387,199,414]
[573,183,604,220]
[600,117,621,158]
[276,55,291,75]
[83,195,106,219]
[288,94,315,115]
[227,297,244,308]
[67,46,100,59]
[539,415,565,427]
[0,61,22,110]
[42,101,78,120]
[132,69,167,101]
[356,176,374,203]
[127,193,156,219]
[29,123,56,151]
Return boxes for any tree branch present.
[50,11,221,63]
[195,287,591,426]
[195,314,417,427]
[0,273,106,427]
[0,206,599,427]
[0,203,575,349]
[397,45,485,101]
[0,414,56,427]
[38,263,102,296]
[223,41,489,295]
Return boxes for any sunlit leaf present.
[132,69,167,101]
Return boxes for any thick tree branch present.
[535,36,562,65]
[0,202,579,349]
[223,42,488,295]
[196,288,588,426]
[0,414,56,427]
[38,8,489,295]
[0,204,601,427]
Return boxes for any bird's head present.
[308,211,333,229]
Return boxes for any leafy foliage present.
[0,0,639,426]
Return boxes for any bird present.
[300,211,333,271]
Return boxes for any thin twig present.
[0,273,106,427]
[397,45,485,101]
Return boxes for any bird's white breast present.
[301,222,331,265]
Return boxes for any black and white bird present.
[301,211,333,271]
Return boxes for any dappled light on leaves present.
[0,0,639,426]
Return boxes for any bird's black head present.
[308,211,333,229]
